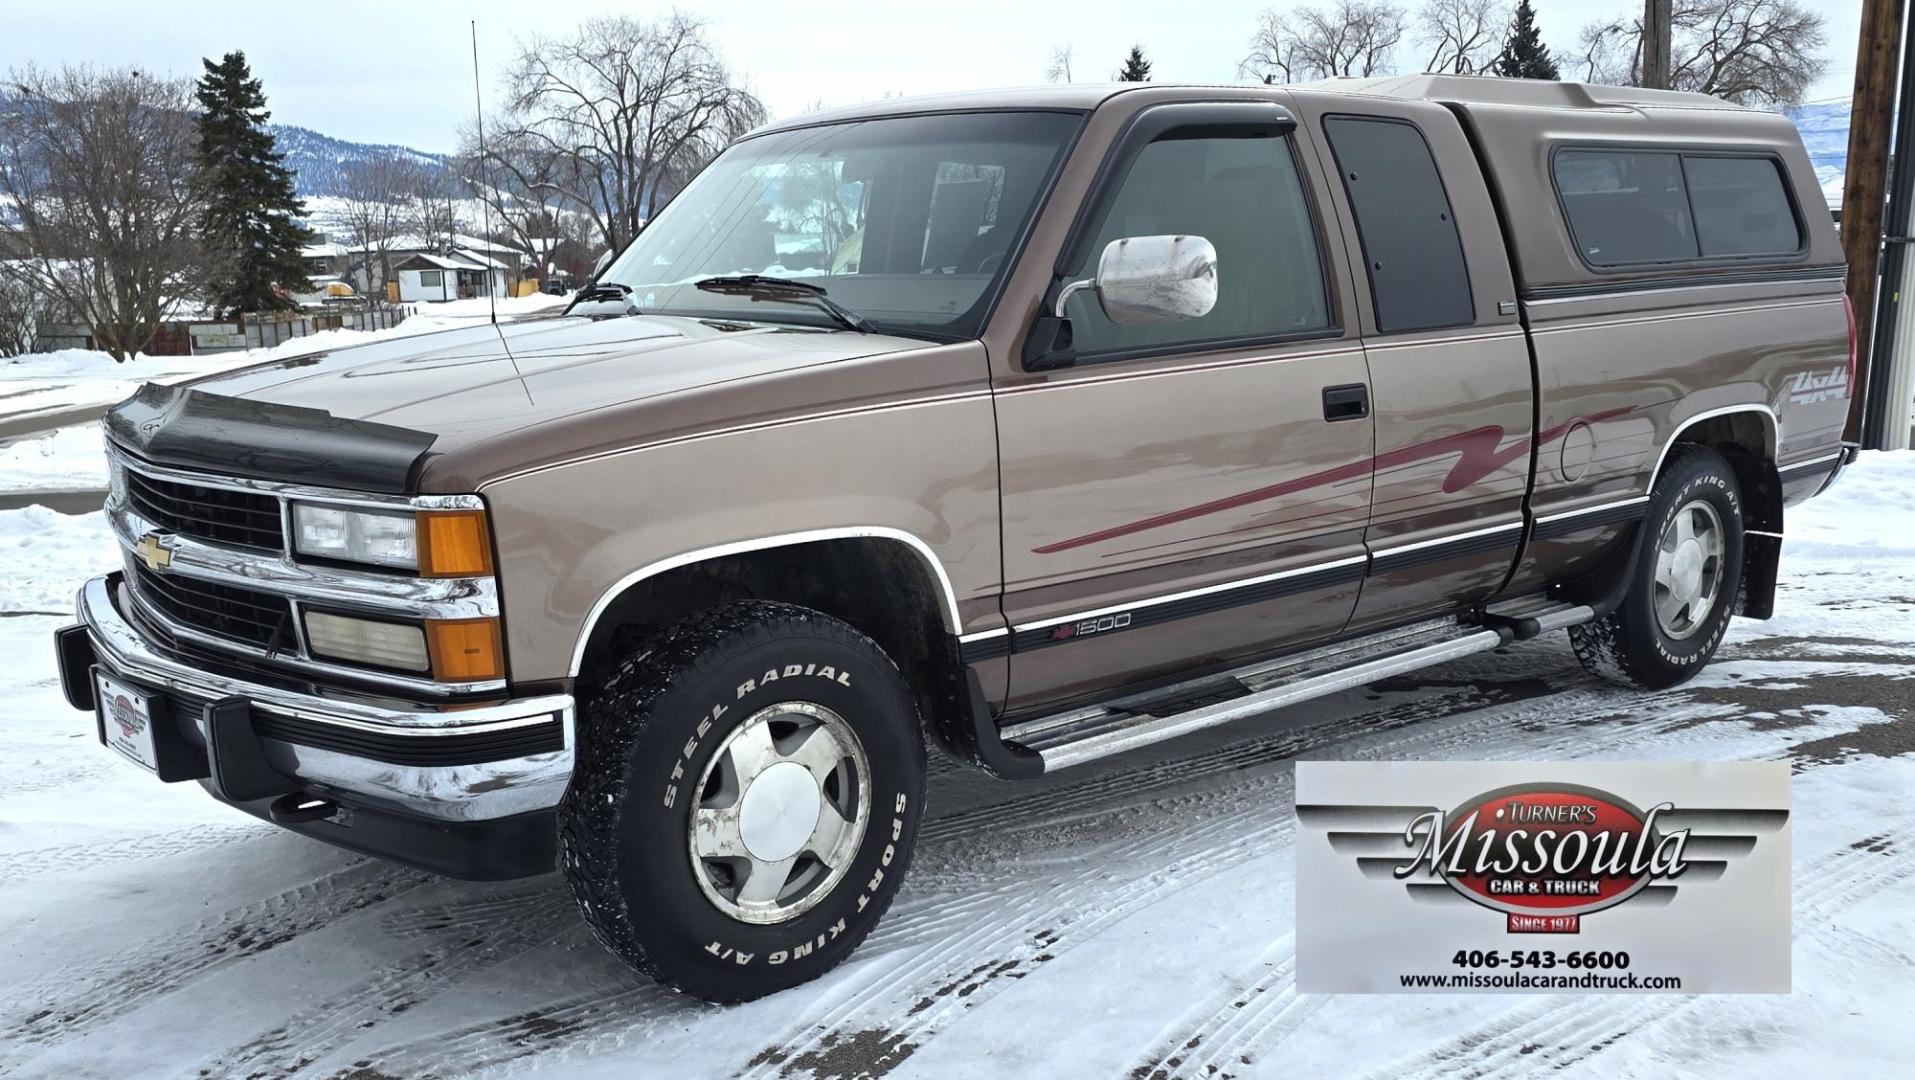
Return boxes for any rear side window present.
[1323,116,1473,332]
[1063,132,1331,357]
[1684,155,1803,256]
[1555,149,1696,265]
[1553,148,1802,267]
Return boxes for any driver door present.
[992,104,1375,714]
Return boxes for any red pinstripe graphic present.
[1030,407,1636,555]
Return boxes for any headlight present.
[303,610,431,672]
[292,504,418,570]
[291,504,494,577]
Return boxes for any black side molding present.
[105,383,438,494]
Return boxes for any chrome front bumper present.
[74,574,575,822]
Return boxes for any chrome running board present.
[996,600,1593,774]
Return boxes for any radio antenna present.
[470,20,498,326]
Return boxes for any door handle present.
[1322,383,1370,422]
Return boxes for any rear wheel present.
[1571,445,1745,690]
[560,601,925,1002]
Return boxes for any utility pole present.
[1843,0,1907,442]
[1642,0,1673,89]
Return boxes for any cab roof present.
[747,84,1141,137]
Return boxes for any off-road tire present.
[1570,445,1745,690]
[559,601,926,1003]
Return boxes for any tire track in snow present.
[0,822,266,882]
[1123,935,1325,1080]
[0,861,430,1066]
[1365,809,1915,1080]
[190,886,582,1080]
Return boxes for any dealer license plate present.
[95,671,159,772]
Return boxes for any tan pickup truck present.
[57,76,1856,1001]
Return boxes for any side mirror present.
[1056,234,1218,325]
[589,248,615,283]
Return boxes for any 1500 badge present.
[1050,612,1133,642]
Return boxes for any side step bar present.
[988,601,1594,774]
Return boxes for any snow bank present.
[0,291,572,421]
[1784,450,1915,557]
[0,506,117,613]
[0,422,107,492]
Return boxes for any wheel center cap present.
[1671,539,1705,600]
[737,761,821,863]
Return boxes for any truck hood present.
[186,314,926,447]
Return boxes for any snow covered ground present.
[0,292,570,442]
[0,445,1911,1078]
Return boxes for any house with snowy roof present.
[347,233,523,301]
[389,247,509,303]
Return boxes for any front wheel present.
[560,601,926,1002]
[1571,444,1745,690]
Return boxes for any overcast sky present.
[1,1,1867,153]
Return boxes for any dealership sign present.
[1296,761,1790,993]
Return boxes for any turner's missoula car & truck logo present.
[1296,762,1791,994]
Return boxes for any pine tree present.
[195,51,314,315]
[1116,45,1152,82]
[1495,1,1560,81]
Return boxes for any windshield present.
[596,111,1081,339]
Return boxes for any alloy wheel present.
[687,701,871,924]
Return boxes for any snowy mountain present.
[1781,100,1850,207]
[267,124,452,200]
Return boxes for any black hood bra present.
[104,382,439,494]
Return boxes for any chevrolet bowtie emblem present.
[136,532,174,573]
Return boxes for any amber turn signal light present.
[416,510,494,578]
[426,617,504,681]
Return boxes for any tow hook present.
[269,793,341,824]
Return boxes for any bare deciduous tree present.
[0,260,58,357]
[331,155,416,296]
[497,12,766,253]
[1241,1,1409,84]
[1045,44,1075,84]
[1575,0,1826,105]
[406,164,465,254]
[1419,0,1508,74]
[0,66,204,360]
[463,127,570,288]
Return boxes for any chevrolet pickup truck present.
[56,76,1857,1002]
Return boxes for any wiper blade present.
[567,281,638,318]
[693,275,877,334]
[572,281,633,305]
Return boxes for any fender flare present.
[1649,404,1779,489]
[566,527,964,678]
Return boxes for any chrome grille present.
[130,562,295,650]
[122,467,284,551]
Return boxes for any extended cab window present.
[1064,132,1330,357]
[1554,148,1802,266]
[1323,116,1472,332]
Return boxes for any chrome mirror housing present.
[1055,234,1219,325]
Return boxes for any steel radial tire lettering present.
[559,600,926,1003]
